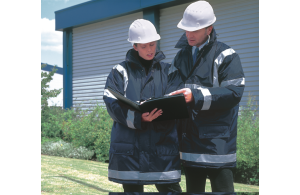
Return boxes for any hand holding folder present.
[107,87,189,121]
[141,108,163,122]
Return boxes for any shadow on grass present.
[54,175,111,192]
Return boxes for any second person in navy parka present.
[103,19,182,192]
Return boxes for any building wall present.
[70,0,258,110]
[72,12,143,110]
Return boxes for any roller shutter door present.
[160,0,259,107]
[72,12,142,111]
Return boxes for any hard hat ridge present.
[128,19,161,44]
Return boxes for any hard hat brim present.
[128,34,161,44]
[177,17,216,32]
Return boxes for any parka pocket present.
[110,143,134,155]
[195,108,233,127]
[156,144,179,156]
[198,125,230,139]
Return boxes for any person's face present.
[186,26,212,47]
[133,41,157,60]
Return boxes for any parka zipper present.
[185,46,206,80]
[185,42,218,83]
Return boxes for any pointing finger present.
[174,89,186,95]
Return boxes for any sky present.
[41,0,90,68]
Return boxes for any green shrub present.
[41,140,94,160]
[41,106,65,138]
[61,106,83,142]
[61,104,113,162]
[235,95,259,185]
[41,65,113,162]
[93,106,112,162]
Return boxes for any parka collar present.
[125,48,166,68]
[174,27,217,49]
[172,28,218,80]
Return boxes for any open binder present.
[107,87,189,121]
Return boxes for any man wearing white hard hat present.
[168,1,245,192]
[103,19,182,192]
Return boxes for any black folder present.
[107,87,189,121]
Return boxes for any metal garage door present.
[72,12,143,111]
[159,0,259,107]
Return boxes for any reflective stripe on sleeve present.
[198,87,212,110]
[108,169,181,181]
[214,48,236,68]
[126,110,136,129]
[180,152,236,163]
[213,48,236,87]
[221,77,245,87]
[103,89,117,99]
[113,64,128,97]
[185,84,211,110]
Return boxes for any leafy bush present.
[41,64,113,162]
[41,139,94,160]
[61,104,113,162]
[41,106,65,138]
[235,95,259,185]
[92,106,112,162]
[60,106,83,142]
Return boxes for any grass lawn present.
[41,155,259,194]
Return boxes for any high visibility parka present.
[166,28,245,168]
[103,49,181,185]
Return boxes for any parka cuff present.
[134,111,148,130]
[190,88,204,110]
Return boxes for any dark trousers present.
[122,182,182,192]
[184,166,234,192]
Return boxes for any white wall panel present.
[72,12,143,110]
[159,0,259,107]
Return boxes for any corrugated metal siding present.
[159,0,259,107]
[72,12,143,110]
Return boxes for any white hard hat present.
[128,19,161,44]
[177,1,216,31]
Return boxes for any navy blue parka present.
[103,49,181,185]
[166,28,245,169]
